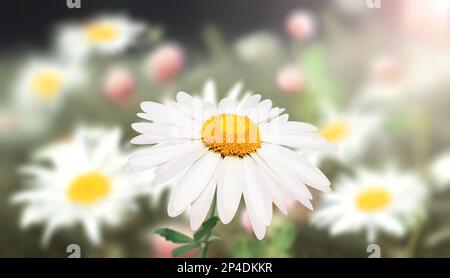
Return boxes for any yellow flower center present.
[356,187,392,212]
[201,114,261,157]
[85,23,119,43]
[319,120,351,143]
[67,172,111,204]
[31,70,64,101]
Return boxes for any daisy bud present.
[147,43,185,83]
[277,66,306,93]
[285,11,315,40]
[103,66,135,104]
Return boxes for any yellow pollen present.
[356,187,392,212]
[319,120,351,143]
[67,172,111,204]
[85,23,119,43]
[201,114,261,157]
[31,70,64,101]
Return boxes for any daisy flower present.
[234,32,282,64]
[13,58,82,109]
[314,111,382,163]
[12,127,150,245]
[311,167,428,242]
[56,14,145,60]
[129,80,335,239]
[431,151,450,191]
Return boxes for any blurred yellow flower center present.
[356,187,392,212]
[85,23,119,43]
[201,114,261,157]
[319,120,351,143]
[67,172,110,204]
[31,70,64,101]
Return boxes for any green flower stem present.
[199,199,217,258]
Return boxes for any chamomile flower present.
[56,14,145,60]
[314,111,382,163]
[129,80,336,239]
[431,151,450,191]
[12,127,150,245]
[311,168,428,242]
[13,58,82,109]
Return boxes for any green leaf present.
[154,228,193,244]
[194,216,219,241]
[272,223,296,253]
[172,242,201,257]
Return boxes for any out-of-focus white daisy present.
[129,80,336,239]
[56,14,145,60]
[234,32,282,64]
[431,151,450,191]
[314,111,382,163]
[12,127,150,245]
[13,58,82,109]
[311,167,428,242]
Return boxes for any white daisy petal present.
[202,79,217,104]
[190,169,219,231]
[217,156,243,224]
[168,151,221,217]
[129,141,201,167]
[242,157,272,226]
[153,145,208,185]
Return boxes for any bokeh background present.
[1,0,450,258]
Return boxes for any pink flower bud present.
[277,66,306,93]
[240,210,253,234]
[147,43,185,83]
[103,66,135,105]
[285,11,315,40]
[370,56,402,83]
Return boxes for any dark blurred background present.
[0,0,328,51]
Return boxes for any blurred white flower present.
[103,66,135,105]
[12,127,150,245]
[284,10,315,40]
[234,32,282,64]
[145,43,185,83]
[314,111,382,163]
[333,0,370,15]
[276,65,306,93]
[431,151,450,191]
[312,167,428,242]
[13,58,82,110]
[56,14,145,60]
[129,80,335,239]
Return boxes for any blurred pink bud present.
[103,66,135,104]
[150,227,198,258]
[277,66,306,93]
[240,210,253,234]
[370,56,402,83]
[147,43,185,83]
[285,11,315,40]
